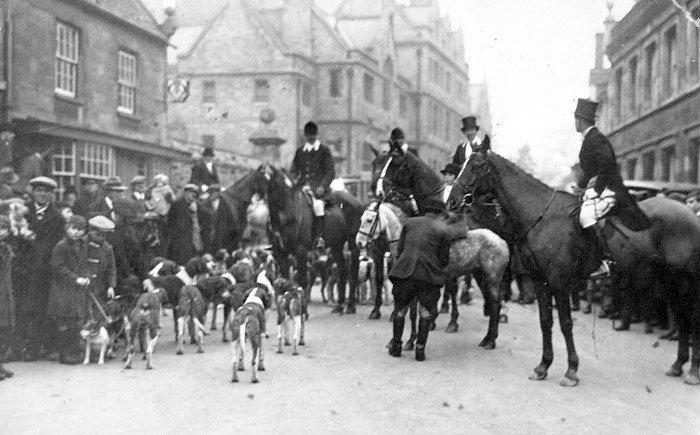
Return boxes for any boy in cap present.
[290,121,335,251]
[85,216,117,317]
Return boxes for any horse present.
[356,199,510,349]
[449,150,700,386]
[214,170,267,254]
[258,163,364,314]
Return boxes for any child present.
[85,216,117,318]
[148,174,174,217]
[0,216,16,379]
[46,215,90,365]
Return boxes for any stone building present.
[147,0,475,192]
[598,0,700,183]
[0,0,189,197]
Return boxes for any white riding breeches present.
[580,187,617,228]
[312,198,325,216]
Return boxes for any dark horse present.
[214,170,267,254]
[451,151,700,386]
[259,163,364,314]
[368,148,508,348]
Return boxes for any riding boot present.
[389,316,405,357]
[589,224,614,278]
[415,318,431,362]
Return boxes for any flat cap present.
[130,175,147,185]
[29,176,58,189]
[183,183,199,193]
[88,215,116,231]
[103,177,128,191]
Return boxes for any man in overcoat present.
[388,198,468,361]
[190,147,219,190]
[290,121,335,251]
[166,184,203,266]
[574,98,649,278]
[13,176,64,361]
[452,116,490,166]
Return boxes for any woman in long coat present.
[0,216,16,379]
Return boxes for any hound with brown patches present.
[80,320,110,365]
[176,284,207,355]
[230,286,271,383]
[273,278,307,355]
[124,290,161,370]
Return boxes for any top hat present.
[202,147,215,157]
[461,116,479,132]
[29,176,58,190]
[303,121,318,136]
[103,177,127,191]
[574,98,598,122]
[440,163,461,176]
[422,197,445,213]
[390,128,405,141]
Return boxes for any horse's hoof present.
[299,340,305,346]
[176,350,183,355]
[259,365,265,371]
[528,372,547,381]
[222,337,229,343]
[445,322,458,333]
[232,378,239,383]
[190,339,197,344]
[479,338,496,350]
[276,349,283,354]
[666,366,683,377]
[345,305,356,315]
[146,365,153,370]
[403,342,414,351]
[499,314,508,324]
[330,305,343,314]
[293,350,299,356]
[197,349,204,354]
[368,310,381,320]
[560,376,579,387]
[684,372,700,385]
[284,341,290,346]
[251,378,259,384]
[614,323,630,332]
[238,366,245,372]
[124,365,132,370]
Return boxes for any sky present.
[438,0,636,185]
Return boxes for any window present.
[80,143,115,180]
[689,138,700,183]
[661,146,676,181]
[642,151,656,180]
[432,103,439,134]
[663,26,677,98]
[55,22,79,98]
[382,58,393,111]
[614,68,623,121]
[202,135,215,149]
[118,50,137,114]
[254,79,270,102]
[302,82,311,107]
[628,57,637,114]
[625,158,637,180]
[690,6,700,80]
[52,142,76,199]
[363,73,374,103]
[202,80,216,104]
[362,142,374,172]
[330,68,342,97]
[645,43,656,102]
[399,93,408,118]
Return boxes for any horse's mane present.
[488,152,553,192]
[403,150,441,186]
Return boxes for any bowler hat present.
[422,197,445,213]
[88,215,115,232]
[574,98,598,122]
[440,163,461,176]
[202,147,215,157]
[29,176,58,190]
[461,116,479,132]
[103,177,127,191]
[390,128,405,141]
[304,121,318,136]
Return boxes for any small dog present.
[273,278,307,355]
[357,254,377,304]
[80,320,110,365]
[230,286,271,383]
[124,289,161,370]
[176,284,207,355]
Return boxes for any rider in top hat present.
[290,121,335,252]
[574,98,649,278]
[190,147,219,190]
[452,116,490,166]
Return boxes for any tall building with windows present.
[0,0,188,197]
[148,0,474,190]
[599,0,700,184]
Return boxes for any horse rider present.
[290,121,335,252]
[388,197,468,361]
[574,98,650,278]
[452,116,490,166]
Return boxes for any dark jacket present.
[47,237,90,320]
[290,143,335,199]
[84,237,117,305]
[389,212,468,286]
[13,201,65,315]
[452,135,490,166]
[0,241,15,330]
[166,196,202,266]
[578,127,650,230]
[190,160,219,187]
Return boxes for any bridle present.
[357,200,401,246]
[452,157,493,211]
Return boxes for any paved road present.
[1,288,699,435]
